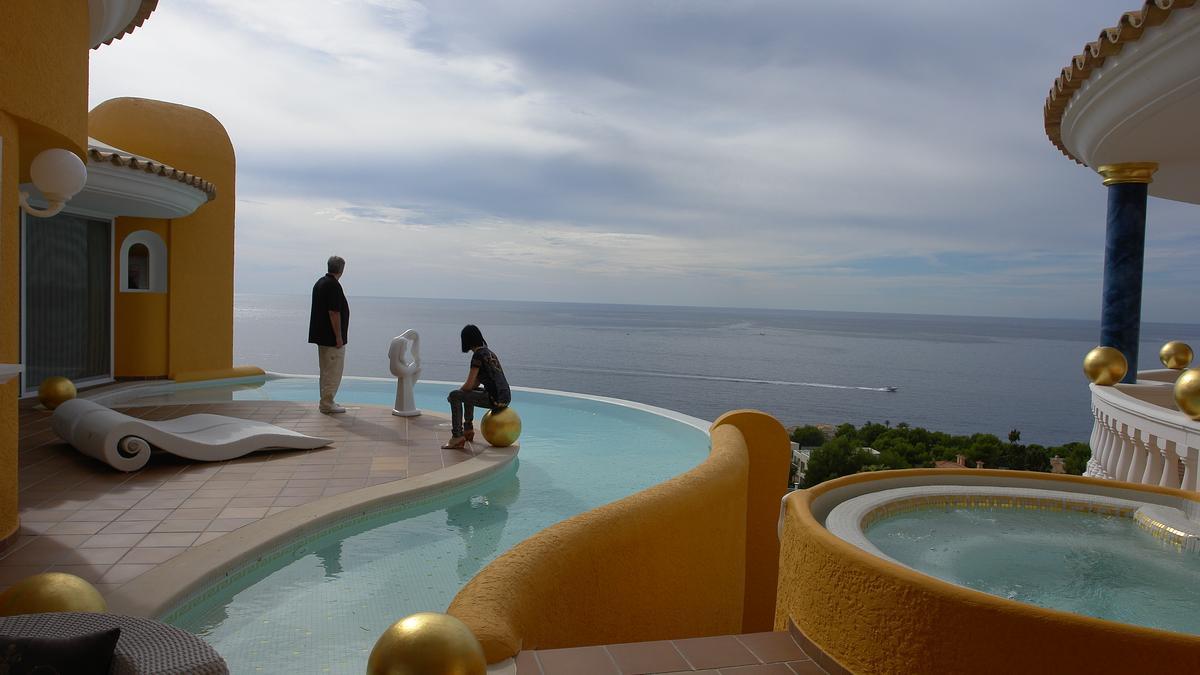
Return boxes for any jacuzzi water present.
[866,507,1200,635]
[113,377,710,673]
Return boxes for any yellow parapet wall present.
[447,410,790,662]
[775,469,1200,675]
[173,366,267,384]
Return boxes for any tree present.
[1008,429,1021,443]
[791,425,826,447]
[802,437,872,488]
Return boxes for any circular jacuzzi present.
[775,470,1200,675]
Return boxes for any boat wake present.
[519,364,896,392]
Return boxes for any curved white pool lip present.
[826,485,1155,569]
[88,371,713,435]
[101,374,712,620]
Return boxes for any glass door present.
[22,212,112,393]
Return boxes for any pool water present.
[128,377,710,673]
[866,507,1200,635]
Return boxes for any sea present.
[234,294,1200,446]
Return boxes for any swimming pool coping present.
[105,437,519,620]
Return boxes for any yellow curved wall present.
[90,98,236,379]
[775,470,1200,674]
[447,410,790,662]
[0,0,91,543]
[113,219,170,376]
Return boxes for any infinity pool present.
[115,376,710,673]
[866,506,1200,635]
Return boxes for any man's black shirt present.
[308,273,349,346]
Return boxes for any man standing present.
[309,256,350,413]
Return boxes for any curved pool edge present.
[106,427,519,620]
[265,371,715,434]
[776,469,1200,675]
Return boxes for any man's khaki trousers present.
[317,345,345,411]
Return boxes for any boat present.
[884,386,898,392]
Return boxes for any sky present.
[88,0,1200,320]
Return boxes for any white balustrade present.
[1088,374,1200,491]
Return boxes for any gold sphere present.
[367,612,486,675]
[1174,369,1200,419]
[1160,341,1194,370]
[0,572,106,617]
[1083,346,1127,386]
[37,376,76,410]
[480,407,521,448]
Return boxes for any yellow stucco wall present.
[112,218,170,377]
[0,0,90,172]
[89,99,236,379]
[774,469,1200,674]
[447,410,790,663]
[0,114,21,542]
[0,0,91,542]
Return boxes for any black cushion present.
[0,626,120,675]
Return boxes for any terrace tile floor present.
[3,399,477,598]
[517,631,831,675]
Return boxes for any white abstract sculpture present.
[389,329,422,417]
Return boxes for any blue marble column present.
[1100,181,1149,384]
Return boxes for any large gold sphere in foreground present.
[480,407,521,448]
[1083,346,1128,386]
[1174,369,1200,419]
[1160,341,1195,370]
[37,376,76,410]
[0,572,106,617]
[367,612,486,675]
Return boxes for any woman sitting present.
[443,324,511,449]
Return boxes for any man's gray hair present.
[327,255,346,274]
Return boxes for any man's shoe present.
[320,404,347,414]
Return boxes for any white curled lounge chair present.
[51,398,332,472]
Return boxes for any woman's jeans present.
[448,387,497,437]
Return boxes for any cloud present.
[87,0,1196,319]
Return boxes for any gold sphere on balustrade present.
[367,612,486,675]
[481,406,521,448]
[1160,341,1194,370]
[0,572,107,617]
[1083,346,1127,386]
[37,376,76,410]
[1174,369,1200,420]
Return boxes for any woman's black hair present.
[461,324,486,353]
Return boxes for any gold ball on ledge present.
[37,376,76,410]
[367,612,486,675]
[481,407,521,448]
[1174,369,1200,419]
[1083,346,1127,386]
[1160,341,1194,370]
[0,572,107,617]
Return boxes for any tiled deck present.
[2,400,475,598]
[516,630,831,675]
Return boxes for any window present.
[127,243,149,290]
[119,230,167,293]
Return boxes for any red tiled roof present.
[88,140,217,201]
[94,0,159,49]
[1044,0,1197,165]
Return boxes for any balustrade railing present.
[1086,370,1200,491]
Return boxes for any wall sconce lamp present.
[19,148,88,218]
